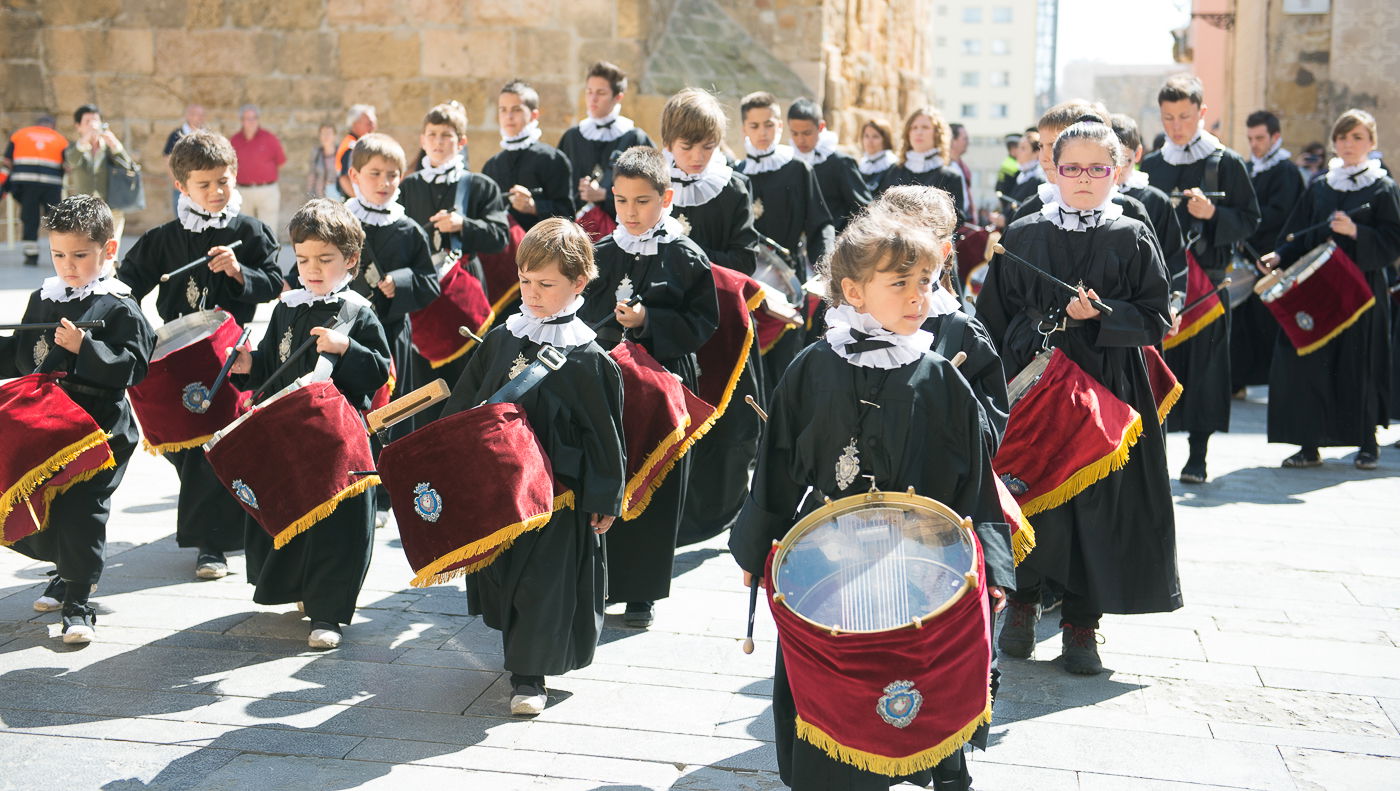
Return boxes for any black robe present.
[1233,160,1306,389]
[581,235,720,603]
[730,342,1013,791]
[237,291,391,626]
[441,327,626,676]
[118,215,285,553]
[860,162,894,195]
[1266,175,1400,447]
[977,213,1180,615]
[481,142,574,233]
[1122,182,1186,277]
[557,124,655,219]
[1,287,154,587]
[812,150,872,235]
[1140,147,1261,435]
[399,169,510,421]
[999,171,1045,217]
[877,164,967,226]
[922,309,1010,452]
[672,172,760,275]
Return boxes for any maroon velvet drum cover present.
[128,309,246,454]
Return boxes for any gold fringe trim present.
[269,474,381,550]
[759,323,793,356]
[621,419,689,521]
[409,491,576,587]
[795,699,992,777]
[1011,521,1036,565]
[746,290,766,312]
[1162,300,1224,350]
[1156,380,1184,424]
[1,430,115,545]
[489,283,522,317]
[709,318,757,423]
[143,433,215,456]
[1296,296,1374,356]
[428,309,496,368]
[1020,413,1144,516]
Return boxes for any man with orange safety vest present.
[1,114,68,267]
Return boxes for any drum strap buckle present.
[536,345,566,371]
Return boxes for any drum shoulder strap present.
[1191,149,1226,255]
[450,173,473,254]
[934,310,968,361]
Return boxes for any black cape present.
[922,309,1010,453]
[737,157,835,271]
[581,235,719,602]
[730,341,1012,791]
[672,171,760,275]
[481,142,574,233]
[1232,159,1306,389]
[1141,147,1261,435]
[441,327,626,675]
[557,124,655,219]
[877,163,967,225]
[812,150,873,235]
[977,212,1180,615]
[238,291,391,626]
[1266,174,1400,447]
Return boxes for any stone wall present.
[0,0,930,234]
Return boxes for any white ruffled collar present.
[578,105,635,143]
[859,149,898,175]
[418,153,465,184]
[1160,123,1222,166]
[742,138,793,175]
[1124,168,1151,190]
[926,287,962,318]
[280,274,356,307]
[177,191,242,233]
[824,304,933,369]
[347,186,405,226]
[902,148,944,174]
[1041,187,1124,232]
[499,121,542,151]
[505,295,596,348]
[40,275,129,303]
[666,149,733,207]
[1326,157,1386,192]
[1250,139,1291,175]
[1016,161,1045,185]
[792,130,839,166]
[611,209,683,256]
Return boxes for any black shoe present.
[34,574,66,612]
[195,551,229,579]
[61,603,97,644]
[1061,625,1104,675]
[1179,461,1207,484]
[622,601,654,628]
[1355,451,1379,471]
[1282,449,1322,469]
[1040,584,1064,613]
[997,600,1040,659]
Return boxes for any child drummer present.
[1,195,155,643]
[439,218,626,716]
[730,208,1012,791]
[229,199,391,650]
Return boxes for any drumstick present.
[1179,278,1231,314]
[744,394,768,422]
[0,321,105,331]
[160,239,244,283]
[742,575,760,654]
[1284,203,1371,242]
[995,191,1021,212]
[992,243,1114,316]
[949,350,968,368]
[757,234,793,260]
[249,316,338,404]
[200,326,253,411]
[21,495,41,531]
[457,325,484,343]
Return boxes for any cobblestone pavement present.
[0,247,1398,790]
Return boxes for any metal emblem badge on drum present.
[412,482,443,523]
[231,479,259,510]
[835,438,860,491]
[181,382,211,413]
[508,353,529,380]
[674,213,692,237]
[999,473,1029,497]
[616,275,634,303]
[185,278,206,310]
[1294,311,1315,331]
[278,326,293,362]
[876,680,924,729]
[32,336,49,368]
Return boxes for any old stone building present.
[1,0,934,233]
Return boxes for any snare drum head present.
[754,246,802,303]
[772,492,975,632]
[152,310,229,361]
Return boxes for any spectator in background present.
[64,103,135,248]
[948,122,974,217]
[307,123,341,199]
[998,132,1022,184]
[1298,141,1327,185]
[163,104,205,215]
[229,104,286,227]
[1,114,68,267]
[336,104,377,198]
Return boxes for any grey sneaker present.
[998,600,1040,659]
[195,552,229,580]
[1062,625,1105,675]
[61,603,97,645]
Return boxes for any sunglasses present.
[1057,164,1114,179]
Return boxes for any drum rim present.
[1257,239,1337,301]
[769,489,977,634]
[151,309,233,362]
[205,376,314,449]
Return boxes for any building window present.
[990,103,1009,119]
[962,7,982,23]
[993,6,1013,23]
[990,38,1010,55]
[961,103,977,119]
[961,71,980,88]
[989,71,1010,87]
[961,39,981,56]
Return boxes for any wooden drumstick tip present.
[741,637,755,654]
[992,243,1007,255]
[458,325,484,343]
[744,394,769,422]
[950,350,967,368]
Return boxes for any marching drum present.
[1224,250,1260,309]
[994,348,1144,516]
[128,309,246,454]
[766,490,991,775]
[1255,240,1376,356]
[476,217,527,313]
[205,379,378,549]
[1163,252,1225,350]
[378,402,573,587]
[409,255,494,368]
[0,374,115,545]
